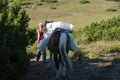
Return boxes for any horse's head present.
[44,20,53,27]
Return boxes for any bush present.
[41,0,58,3]
[50,7,57,9]
[106,8,117,12]
[0,0,36,80]
[79,0,90,4]
[75,16,120,42]
[0,64,19,80]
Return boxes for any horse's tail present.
[59,33,73,76]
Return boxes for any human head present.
[38,22,43,28]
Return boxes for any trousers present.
[38,32,77,52]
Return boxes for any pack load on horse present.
[37,20,77,80]
[45,21,77,52]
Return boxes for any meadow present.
[23,0,120,58]
[24,0,120,29]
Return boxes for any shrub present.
[41,0,58,3]
[0,0,36,80]
[106,8,117,12]
[75,16,120,42]
[79,0,90,4]
[50,7,57,9]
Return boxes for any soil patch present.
[26,52,120,80]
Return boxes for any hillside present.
[25,0,120,58]
[23,0,120,30]
[25,0,120,80]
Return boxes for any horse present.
[47,28,73,80]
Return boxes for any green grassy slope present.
[24,0,120,30]
[24,0,120,58]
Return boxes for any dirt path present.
[26,52,120,80]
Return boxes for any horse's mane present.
[44,20,53,27]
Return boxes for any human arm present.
[36,30,40,43]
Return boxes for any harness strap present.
[54,28,69,33]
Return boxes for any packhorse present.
[48,28,73,80]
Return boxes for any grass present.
[23,0,120,58]
[78,41,120,59]
[25,0,120,30]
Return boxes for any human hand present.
[36,40,39,43]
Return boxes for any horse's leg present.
[59,53,66,78]
[54,53,60,80]
[49,51,53,61]
[59,33,73,80]
[47,51,53,70]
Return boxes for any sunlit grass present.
[78,41,120,59]
[24,0,120,58]
[26,0,120,30]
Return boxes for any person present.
[36,23,46,62]
[37,21,77,56]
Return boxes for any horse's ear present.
[44,20,48,27]
[45,20,47,23]
[51,20,53,22]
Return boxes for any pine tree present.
[0,0,35,80]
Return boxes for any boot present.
[36,50,41,61]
